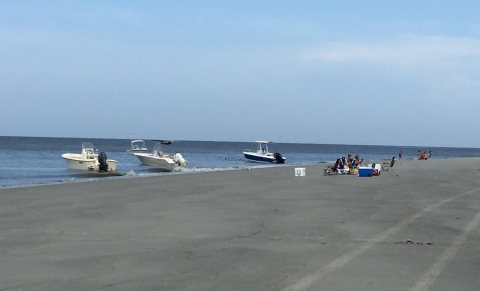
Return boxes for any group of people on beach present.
[417,150,432,160]
[346,154,363,168]
[325,153,397,175]
[326,148,436,176]
[324,154,363,174]
[398,150,432,160]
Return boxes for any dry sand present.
[1,158,480,291]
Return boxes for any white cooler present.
[295,167,306,176]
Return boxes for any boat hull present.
[243,152,286,164]
[62,154,118,171]
[133,153,176,168]
[126,149,148,154]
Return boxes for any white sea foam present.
[126,170,137,176]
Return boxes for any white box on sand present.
[295,168,306,177]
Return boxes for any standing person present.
[398,151,403,160]
[428,151,432,158]
[417,150,422,160]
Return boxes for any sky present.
[1,1,480,147]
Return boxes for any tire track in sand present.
[283,188,480,291]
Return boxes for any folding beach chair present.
[324,158,341,175]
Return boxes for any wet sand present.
[1,158,480,291]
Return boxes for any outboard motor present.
[97,152,109,172]
[173,152,187,167]
[274,152,284,164]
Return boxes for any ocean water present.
[1,136,479,188]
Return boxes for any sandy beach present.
[1,158,480,291]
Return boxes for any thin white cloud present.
[303,35,480,67]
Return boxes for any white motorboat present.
[133,140,187,169]
[61,142,118,172]
[243,141,286,164]
[126,139,148,154]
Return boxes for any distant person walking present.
[398,151,403,160]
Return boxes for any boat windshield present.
[153,141,170,154]
[82,142,94,150]
[257,143,269,153]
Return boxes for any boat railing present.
[154,151,169,157]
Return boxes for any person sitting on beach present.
[346,154,353,166]
[423,151,429,160]
[346,155,361,174]
[347,159,355,168]
[330,158,341,169]
[337,157,349,174]
[325,158,341,172]
[352,155,360,168]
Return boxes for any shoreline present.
[0,161,313,190]
[1,156,438,190]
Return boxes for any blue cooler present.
[358,167,373,177]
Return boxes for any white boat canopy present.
[152,140,173,145]
[254,141,273,144]
[131,139,145,143]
